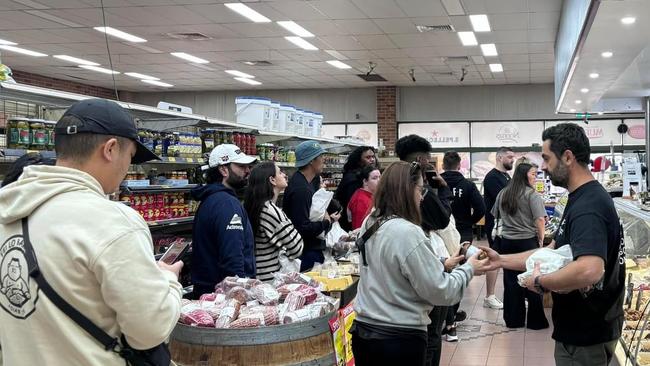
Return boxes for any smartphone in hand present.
[159,239,190,265]
[425,170,440,188]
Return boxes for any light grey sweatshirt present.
[354,217,474,331]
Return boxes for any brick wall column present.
[376,86,397,153]
[11,70,119,100]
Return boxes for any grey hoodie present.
[354,217,473,331]
[0,165,182,366]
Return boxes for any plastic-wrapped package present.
[272,272,319,288]
[284,287,317,312]
[282,308,313,324]
[226,286,253,303]
[517,245,574,287]
[253,283,280,305]
[214,299,242,328]
[276,284,311,301]
[231,306,279,328]
[180,308,215,327]
[219,276,263,292]
[199,292,217,302]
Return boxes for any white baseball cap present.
[202,144,257,171]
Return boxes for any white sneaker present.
[484,295,504,309]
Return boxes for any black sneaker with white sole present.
[444,326,458,342]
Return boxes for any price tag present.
[167,157,176,162]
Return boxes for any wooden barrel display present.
[170,310,337,366]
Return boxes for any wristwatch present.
[534,275,547,293]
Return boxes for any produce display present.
[179,274,339,329]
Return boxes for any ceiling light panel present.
[489,63,503,72]
[225,3,271,23]
[142,79,173,87]
[0,38,17,45]
[285,36,318,50]
[170,52,209,64]
[621,17,636,25]
[125,72,159,80]
[235,77,262,85]
[79,65,120,74]
[225,70,255,78]
[469,15,491,32]
[326,60,352,69]
[94,27,146,43]
[53,55,99,66]
[457,31,478,46]
[0,45,47,57]
[481,43,498,56]
[580,88,589,93]
[601,51,613,58]
[277,21,314,37]
[589,73,599,78]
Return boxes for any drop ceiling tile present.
[502,63,530,71]
[528,53,553,63]
[221,23,288,38]
[461,0,487,13]
[373,18,415,34]
[528,28,555,42]
[316,35,362,50]
[448,15,472,32]
[267,1,328,21]
[384,58,415,67]
[334,19,383,35]
[401,47,440,58]
[341,50,377,59]
[529,12,560,30]
[308,0,367,19]
[356,34,396,49]
[531,76,553,83]
[425,32,464,46]
[351,0,407,18]
[485,0,528,13]
[492,30,528,43]
[528,42,554,54]
[497,43,529,54]
[530,69,553,77]
[490,13,529,31]
[394,0,447,17]
[388,33,427,48]
[504,70,529,78]
[530,62,554,70]
[414,57,446,66]
[299,20,347,36]
[372,48,405,58]
[500,54,529,63]
[529,0,563,12]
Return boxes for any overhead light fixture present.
[142,79,173,87]
[242,61,256,66]
[225,70,255,78]
[481,43,498,56]
[277,21,314,37]
[575,100,582,104]
[489,63,503,72]
[621,17,636,25]
[441,0,465,16]
[589,73,599,78]
[597,112,604,115]
[326,60,352,69]
[170,52,209,64]
[94,26,146,43]
[570,108,576,113]
[601,51,613,58]
[234,77,262,86]
[225,3,271,23]
[53,55,99,66]
[469,14,491,32]
[125,72,159,80]
[0,38,17,45]
[0,45,47,57]
[79,65,119,74]
[457,31,478,46]
[285,36,318,50]
[580,88,589,93]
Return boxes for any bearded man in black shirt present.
[481,123,624,366]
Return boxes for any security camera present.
[408,68,416,82]
[366,61,376,76]
[460,67,468,82]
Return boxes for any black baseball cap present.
[55,99,160,164]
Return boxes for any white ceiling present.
[0,0,561,91]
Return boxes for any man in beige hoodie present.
[0,99,183,365]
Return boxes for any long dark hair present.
[500,163,534,216]
[372,161,421,225]
[343,146,375,172]
[243,162,276,234]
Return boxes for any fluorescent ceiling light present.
[277,21,314,37]
[79,65,120,74]
[224,3,271,23]
[569,108,576,113]
[489,63,503,72]
[53,55,99,66]
[285,36,318,50]
[580,88,589,93]
[597,112,604,115]
[601,51,613,58]
[0,45,47,57]
[125,72,159,80]
[170,52,209,64]
[94,26,146,43]
[469,14,491,32]
[481,43,498,56]
[0,38,17,46]
[575,100,582,104]
[326,60,352,69]
[589,73,599,78]
[325,49,348,60]
[234,77,262,85]
[25,10,83,27]
[142,79,173,88]
[225,70,255,78]
[621,17,636,25]
[457,31,478,46]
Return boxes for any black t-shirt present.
[483,168,510,220]
[551,180,625,346]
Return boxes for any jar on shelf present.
[44,121,55,151]
[7,118,20,149]
[29,120,47,150]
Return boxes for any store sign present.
[346,123,378,147]
[321,124,346,140]
[398,122,470,148]
[471,121,544,147]
[545,120,622,146]
[623,119,646,145]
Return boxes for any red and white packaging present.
[253,283,280,306]
[214,299,242,328]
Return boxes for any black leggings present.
[352,332,427,366]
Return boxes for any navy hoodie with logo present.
[190,183,255,296]
[441,170,486,232]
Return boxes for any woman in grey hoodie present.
[351,161,489,366]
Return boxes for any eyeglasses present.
[410,161,421,175]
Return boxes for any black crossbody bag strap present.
[356,215,398,266]
[21,217,121,352]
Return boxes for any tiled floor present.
[440,249,556,366]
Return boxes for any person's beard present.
[503,160,513,171]
[226,173,247,190]
[547,160,570,188]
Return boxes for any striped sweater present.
[255,201,304,281]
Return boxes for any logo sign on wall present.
[471,122,544,147]
[623,119,646,145]
[399,122,470,148]
[347,124,378,147]
[544,120,622,146]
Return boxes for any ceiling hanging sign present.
[623,119,646,145]
[398,122,470,148]
[545,120,622,146]
[346,123,378,147]
[471,121,544,147]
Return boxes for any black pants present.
[352,331,427,366]
[500,236,549,330]
[299,249,324,272]
[425,306,447,366]
[445,302,460,327]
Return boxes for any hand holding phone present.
[159,239,190,265]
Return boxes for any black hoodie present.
[440,171,486,231]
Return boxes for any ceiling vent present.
[443,56,471,64]
[416,24,455,33]
[357,74,387,82]
[242,60,273,66]
[165,32,212,41]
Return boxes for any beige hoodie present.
[0,165,182,366]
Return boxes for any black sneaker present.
[444,326,458,342]
[455,310,467,322]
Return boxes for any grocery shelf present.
[147,216,194,230]
[122,184,198,194]
[147,156,204,165]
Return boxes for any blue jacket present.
[190,183,255,295]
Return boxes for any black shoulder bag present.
[356,215,398,266]
[21,217,171,366]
